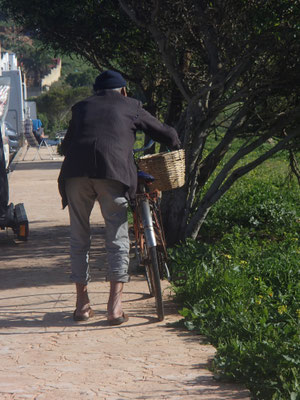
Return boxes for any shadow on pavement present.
[0,223,181,332]
[0,225,107,289]
[131,385,250,399]
[0,288,165,333]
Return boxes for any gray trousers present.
[65,177,130,284]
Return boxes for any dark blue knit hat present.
[93,70,126,90]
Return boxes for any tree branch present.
[196,103,252,186]
[186,126,300,239]
[289,150,300,185]
[118,0,192,102]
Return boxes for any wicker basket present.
[138,149,185,191]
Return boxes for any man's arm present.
[136,105,181,150]
[60,116,75,155]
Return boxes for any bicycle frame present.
[132,139,168,320]
[138,193,156,248]
[132,142,168,263]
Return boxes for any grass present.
[169,154,300,400]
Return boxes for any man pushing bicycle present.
[58,70,181,325]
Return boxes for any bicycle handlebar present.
[133,139,155,154]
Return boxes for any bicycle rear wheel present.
[157,247,170,281]
[147,245,164,321]
[143,244,154,297]
[138,195,164,321]
[151,205,170,282]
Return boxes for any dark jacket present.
[58,90,180,208]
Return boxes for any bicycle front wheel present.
[147,245,164,321]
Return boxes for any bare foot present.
[75,283,91,318]
[107,282,124,320]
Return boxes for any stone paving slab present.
[0,147,250,399]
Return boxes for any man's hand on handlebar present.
[170,137,182,150]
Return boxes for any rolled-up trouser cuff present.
[106,273,130,283]
[105,248,130,282]
[69,274,91,285]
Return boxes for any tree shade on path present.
[0,153,250,399]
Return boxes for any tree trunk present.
[161,186,188,245]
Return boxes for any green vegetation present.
[170,157,300,399]
[60,54,98,87]
[35,85,92,136]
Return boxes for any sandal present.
[73,307,94,322]
[108,313,129,326]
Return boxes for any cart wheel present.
[17,221,29,241]
[5,227,15,241]
[14,203,29,241]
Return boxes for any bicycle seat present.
[138,170,155,183]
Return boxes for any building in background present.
[0,75,11,168]
[0,50,28,135]
[0,48,62,146]
[41,58,61,91]
[27,57,62,97]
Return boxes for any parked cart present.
[0,77,28,240]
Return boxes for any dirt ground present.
[0,147,250,399]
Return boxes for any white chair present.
[22,119,57,161]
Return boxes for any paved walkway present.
[0,147,250,399]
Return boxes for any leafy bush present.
[36,85,92,135]
[201,167,300,239]
[170,167,300,399]
[65,68,98,88]
[170,236,300,399]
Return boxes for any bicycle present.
[131,140,170,321]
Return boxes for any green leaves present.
[35,85,92,134]
[169,166,300,399]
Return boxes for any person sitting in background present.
[32,119,43,143]
[32,119,59,146]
